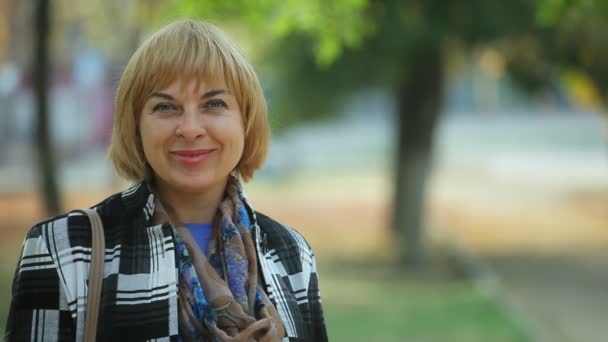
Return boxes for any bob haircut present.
[108,19,269,182]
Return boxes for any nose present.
[176,106,206,140]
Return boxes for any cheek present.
[138,122,152,153]
[214,117,245,148]
[230,123,246,154]
[139,119,165,159]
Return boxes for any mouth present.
[171,149,215,165]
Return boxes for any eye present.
[152,102,178,113]
[206,99,227,109]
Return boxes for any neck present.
[153,177,229,224]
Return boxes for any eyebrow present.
[147,89,231,101]
[148,92,174,101]
[202,89,231,99]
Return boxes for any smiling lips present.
[171,149,215,165]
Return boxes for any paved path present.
[487,254,608,342]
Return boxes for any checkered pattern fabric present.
[5,182,327,341]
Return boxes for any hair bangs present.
[131,25,232,115]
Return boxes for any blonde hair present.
[108,19,269,182]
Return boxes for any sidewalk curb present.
[444,238,570,342]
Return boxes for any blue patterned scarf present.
[157,176,284,341]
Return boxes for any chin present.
[171,173,224,193]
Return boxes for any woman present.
[5,20,327,342]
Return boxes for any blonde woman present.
[5,20,327,342]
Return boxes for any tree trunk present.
[392,43,443,267]
[34,0,62,215]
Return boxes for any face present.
[139,76,245,195]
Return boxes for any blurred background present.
[1,0,607,341]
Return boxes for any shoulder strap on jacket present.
[75,208,105,342]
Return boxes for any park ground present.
[0,167,606,341]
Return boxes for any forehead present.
[154,75,230,94]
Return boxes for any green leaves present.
[160,0,608,122]
[537,0,569,26]
[270,0,370,66]
[169,0,370,67]
[537,0,608,26]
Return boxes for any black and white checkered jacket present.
[5,182,328,341]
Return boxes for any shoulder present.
[23,211,97,259]
[29,191,121,230]
[256,211,312,247]
[255,211,316,266]
[25,184,142,250]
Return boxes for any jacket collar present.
[120,179,260,229]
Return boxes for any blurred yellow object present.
[479,48,506,79]
[562,70,604,110]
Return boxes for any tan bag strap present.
[77,208,105,342]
